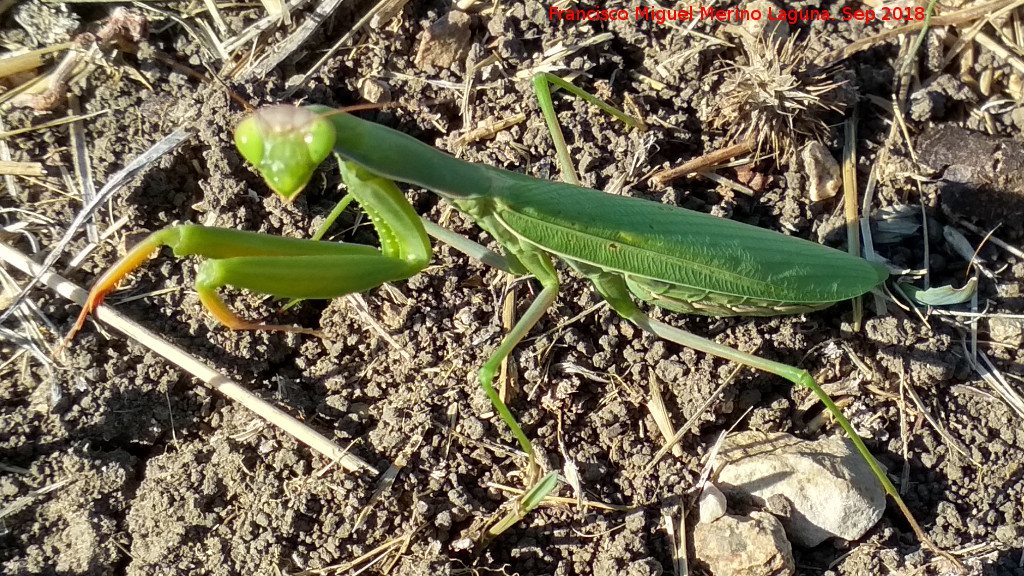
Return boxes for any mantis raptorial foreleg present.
[70,160,430,338]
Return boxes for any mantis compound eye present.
[303,116,336,171]
[234,106,337,201]
[234,116,264,166]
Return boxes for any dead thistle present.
[709,37,846,162]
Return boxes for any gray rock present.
[699,483,727,524]
[694,512,795,576]
[415,10,472,70]
[715,431,886,547]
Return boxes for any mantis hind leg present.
[462,76,640,470]
[581,267,954,563]
[630,309,954,563]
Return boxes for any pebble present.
[715,431,886,547]
[694,511,795,576]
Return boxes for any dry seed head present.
[709,37,845,162]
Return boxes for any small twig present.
[0,160,44,177]
[648,139,754,187]
[824,0,1018,64]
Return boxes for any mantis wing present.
[489,180,887,313]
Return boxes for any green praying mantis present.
[67,74,950,557]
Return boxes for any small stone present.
[764,493,794,520]
[694,512,795,576]
[460,416,485,440]
[415,10,472,70]
[995,523,1023,545]
[435,510,452,529]
[357,78,392,104]
[715,431,885,547]
[801,141,841,202]
[699,483,728,523]
[989,317,1023,347]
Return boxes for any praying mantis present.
[67,74,949,557]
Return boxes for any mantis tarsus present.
[68,74,952,560]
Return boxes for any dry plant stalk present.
[11,8,147,111]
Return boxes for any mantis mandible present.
[68,74,947,555]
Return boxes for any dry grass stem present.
[68,95,98,244]
[485,482,631,512]
[0,478,73,524]
[903,374,979,465]
[280,0,395,97]
[824,0,1020,64]
[513,33,615,79]
[0,160,44,177]
[290,533,414,575]
[647,373,683,458]
[644,363,745,473]
[842,116,865,330]
[344,293,411,361]
[10,8,147,111]
[964,341,1024,420]
[0,47,63,80]
[0,127,188,329]
[649,139,754,187]
[661,504,688,576]
[498,279,518,403]
[455,113,527,148]
[234,0,345,80]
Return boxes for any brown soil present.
[2,1,1023,575]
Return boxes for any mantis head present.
[234,105,336,201]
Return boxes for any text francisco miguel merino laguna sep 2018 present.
[549,5,928,24]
